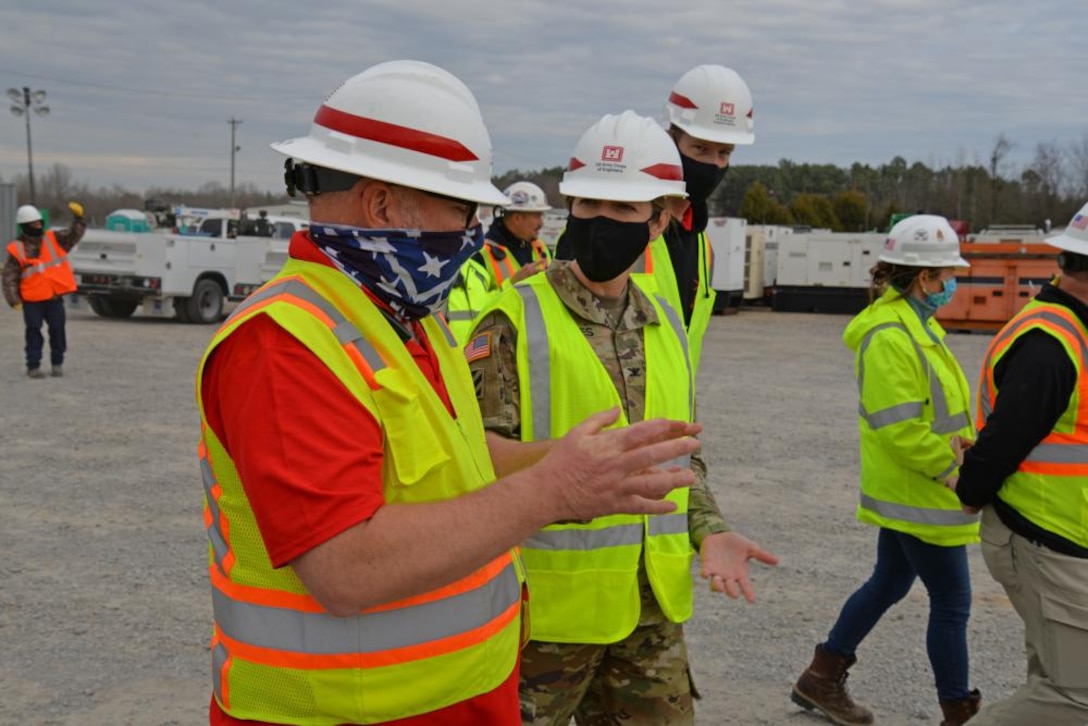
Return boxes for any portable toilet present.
[106,209,151,233]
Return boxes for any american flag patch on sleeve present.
[465,331,492,363]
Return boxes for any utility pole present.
[7,86,50,206]
[228,117,243,208]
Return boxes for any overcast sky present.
[2,0,1085,195]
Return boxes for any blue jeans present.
[825,527,972,701]
[23,296,67,370]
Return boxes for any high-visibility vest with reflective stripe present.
[483,273,695,643]
[979,299,1088,548]
[849,293,980,546]
[195,258,524,724]
[445,257,493,344]
[631,231,716,378]
[479,238,551,291]
[6,231,77,301]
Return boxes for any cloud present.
[0,0,1083,194]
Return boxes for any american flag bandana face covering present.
[309,223,485,320]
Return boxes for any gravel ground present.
[0,302,1023,725]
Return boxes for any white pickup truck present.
[68,211,307,323]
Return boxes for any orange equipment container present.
[937,242,1058,331]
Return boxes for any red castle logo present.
[602,146,624,162]
[720,102,735,116]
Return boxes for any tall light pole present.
[228,117,242,208]
[7,86,49,206]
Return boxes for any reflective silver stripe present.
[19,236,69,279]
[446,310,476,321]
[212,640,229,704]
[517,285,552,439]
[860,493,979,526]
[862,401,924,429]
[525,523,644,551]
[214,561,520,655]
[433,314,458,348]
[1025,442,1088,464]
[933,412,970,434]
[935,460,958,481]
[648,512,688,537]
[857,322,964,435]
[199,455,230,576]
[231,278,387,375]
[655,294,694,418]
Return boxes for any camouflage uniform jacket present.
[3,218,86,306]
[469,261,729,625]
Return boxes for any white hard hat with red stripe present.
[1046,201,1088,256]
[559,111,687,203]
[271,60,508,206]
[665,65,755,145]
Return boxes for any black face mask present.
[681,154,728,204]
[567,214,651,283]
[22,225,43,239]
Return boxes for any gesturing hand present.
[538,408,702,523]
[700,532,779,604]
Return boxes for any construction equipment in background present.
[743,225,792,305]
[936,225,1056,331]
[708,217,747,314]
[771,230,886,314]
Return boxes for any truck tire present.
[88,296,138,319]
[172,297,192,324]
[185,279,225,324]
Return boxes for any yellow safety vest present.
[844,290,980,546]
[196,258,524,724]
[631,231,716,378]
[445,257,492,344]
[483,273,694,643]
[979,299,1088,548]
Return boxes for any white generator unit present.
[772,232,885,314]
[707,217,747,313]
[743,225,791,302]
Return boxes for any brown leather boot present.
[791,644,874,726]
[939,689,981,726]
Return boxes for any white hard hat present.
[16,205,42,225]
[502,181,551,212]
[665,65,755,145]
[271,60,508,206]
[560,111,688,203]
[880,215,970,268]
[1046,201,1088,256]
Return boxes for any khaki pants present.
[971,506,1088,725]
[518,620,693,726]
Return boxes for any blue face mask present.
[925,276,957,308]
[308,223,484,320]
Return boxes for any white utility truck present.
[68,209,306,323]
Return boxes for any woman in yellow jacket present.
[791,215,982,726]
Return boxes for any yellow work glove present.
[68,201,84,218]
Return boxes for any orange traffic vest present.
[7,231,77,301]
[978,298,1088,548]
[479,238,551,289]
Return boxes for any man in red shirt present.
[198,60,702,726]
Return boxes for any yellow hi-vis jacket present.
[979,298,1088,548]
[481,273,695,643]
[631,231,716,378]
[843,289,980,546]
[196,258,524,725]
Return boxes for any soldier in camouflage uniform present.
[468,112,777,726]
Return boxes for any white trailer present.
[772,231,885,314]
[743,225,792,303]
